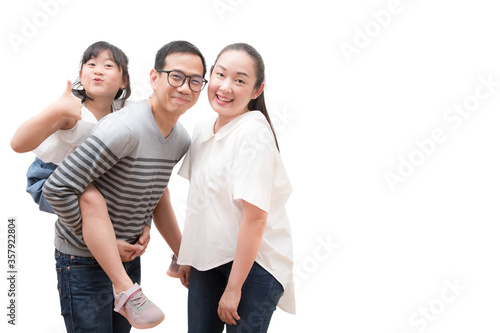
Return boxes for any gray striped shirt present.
[43,100,190,257]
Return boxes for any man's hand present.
[137,224,151,250]
[116,240,144,262]
[116,225,151,262]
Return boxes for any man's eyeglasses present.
[156,69,207,92]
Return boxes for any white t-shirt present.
[33,100,126,164]
[33,106,98,164]
[178,111,296,314]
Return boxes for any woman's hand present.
[217,287,241,325]
[179,265,191,288]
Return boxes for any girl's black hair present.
[72,41,131,108]
[213,43,279,151]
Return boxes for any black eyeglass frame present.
[156,69,208,92]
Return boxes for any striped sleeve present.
[43,134,127,238]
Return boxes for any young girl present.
[10,41,165,329]
[177,43,295,332]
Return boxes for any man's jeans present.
[188,261,283,333]
[55,249,141,333]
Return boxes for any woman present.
[178,43,295,332]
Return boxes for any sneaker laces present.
[129,290,148,309]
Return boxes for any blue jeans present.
[55,249,141,333]
[188,262,284,333]
[26,157,57,214]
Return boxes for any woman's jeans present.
[55,249,141,333]
[188,261,284,333]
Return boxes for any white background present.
[1,0,499,332]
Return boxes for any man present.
[43,40,207,332]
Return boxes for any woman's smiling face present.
[208,50,264,119]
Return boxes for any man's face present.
[150,52,205,117]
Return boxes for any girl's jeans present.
[26,157,56,214]
[55,249,141,333]
[188,261,283,333]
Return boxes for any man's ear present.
[150,69,159,90]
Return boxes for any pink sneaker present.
[166,254,180,278]
[114,283,165,329]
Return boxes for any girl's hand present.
[10,80,83,153]
[55,80,82,124]
[217,287,241,325]
[179,265,191,288]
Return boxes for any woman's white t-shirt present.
[178,111,295,314]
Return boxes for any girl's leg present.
[79,183,164,329]
[113,257,141,333]
[79,183,133,294]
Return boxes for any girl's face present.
[208,50,264,119]
[79,50,127,100]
